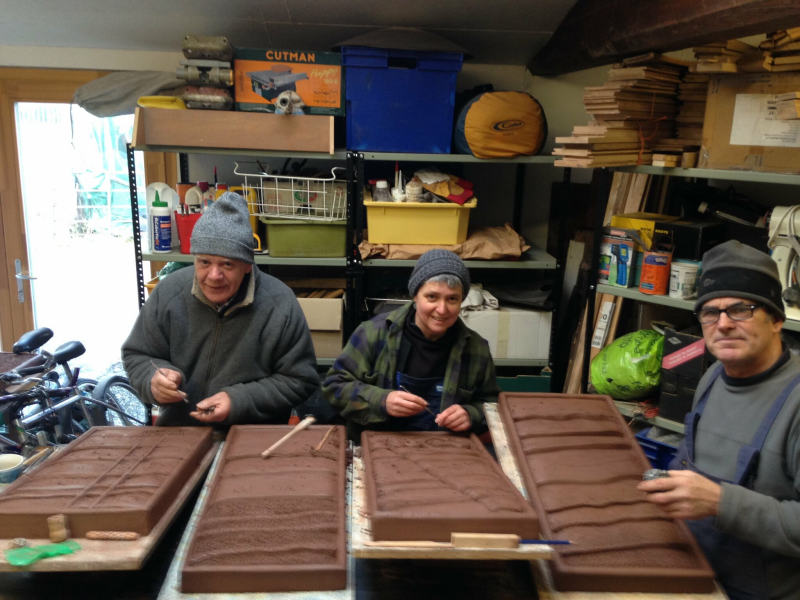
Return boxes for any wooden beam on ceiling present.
[529,0,800,76]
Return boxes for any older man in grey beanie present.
[640,240,800,600]
[323,249,500,442]
[122,192,318,427]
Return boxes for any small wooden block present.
[451,533,520,549]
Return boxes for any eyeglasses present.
[696,303,764,325]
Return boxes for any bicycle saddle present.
[12,327,54,353]
[53,341,85,364]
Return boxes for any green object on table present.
[5,540,81,566]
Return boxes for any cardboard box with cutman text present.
[700,72,800,173]
[235,48,344,115]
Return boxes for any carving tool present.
[364,533,572,548]
[261,415,316,458]
[643,468,671,481]
[150,360,188,403]
[314,426,336,451]
[399,386,436,416]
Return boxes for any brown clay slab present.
[498,393,716,594]
[180,425,347,593]
[362,431,539,542]
[0,427,212,538]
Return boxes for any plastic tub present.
[343,46,463,153]
[635,427,679,470]
[175,212,203,254]
[669,260,700,299]
[261,219,346,257]
[364,198,476,245]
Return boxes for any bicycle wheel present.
[91,375,148,427]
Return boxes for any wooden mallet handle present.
[261,416,316,458]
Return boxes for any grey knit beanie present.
[408,249,470,297]
[190,192,254,264]
[694,240,785,320]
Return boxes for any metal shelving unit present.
[615,401,685,434]
[585,165,800,432]
[362,152,556,164]
[142,251,347,267]
[615,165,800,186]
[362,246,557,269]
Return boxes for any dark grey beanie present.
[408,249,470,297]
[694,240,785,320]
[191,192,254,264]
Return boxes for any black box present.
[659,328,715,423]
[653,219,726,261]
[661,327,715,379]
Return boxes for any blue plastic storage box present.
[635,427,679,470]
[343,46,463,153]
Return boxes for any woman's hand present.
[385,390,429,417]
[436,405,470,432]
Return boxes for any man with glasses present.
[640,240,800,600]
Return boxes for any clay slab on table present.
[498,393,716,594]
[181,425,347,593]
[362,431,539,542]
[0,427,212,538]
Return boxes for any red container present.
[175,212,202,254]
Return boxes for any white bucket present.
[669,261,700,300]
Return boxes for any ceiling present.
[0,0,578,65]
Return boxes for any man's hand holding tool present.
[150,360,188,404]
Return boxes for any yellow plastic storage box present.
[364,198,477,245]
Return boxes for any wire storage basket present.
[234,163,347,222]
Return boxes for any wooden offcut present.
[133,108,335,154]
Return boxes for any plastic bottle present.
[151,192,172,253]
[197,181,215,210]
[184,186,203,213]
[372,180,393,203]
[405,176,423,202]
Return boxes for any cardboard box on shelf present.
[460,307,551,360]
[654,219,727,261]
[610,213,680,251]
[700,72,800,173]
[599,228,638,288]
[296,296,344,358]
[234,48,344,116]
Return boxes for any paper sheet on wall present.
[729,94,800,148]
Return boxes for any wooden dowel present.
[86,531,140,541]
[261,416,316,458]
[314,426,336,451]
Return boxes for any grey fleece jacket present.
[122,266,318,427]
[691,352,800,600]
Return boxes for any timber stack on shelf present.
[552,53,688,168]
[761,28,800,72]
[693,38,758,73]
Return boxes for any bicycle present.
[0,328,149,456]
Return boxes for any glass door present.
[14,102,145,378]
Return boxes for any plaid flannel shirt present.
[322,302,500,441]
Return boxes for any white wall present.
[0,45,180,71]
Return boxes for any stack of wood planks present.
[676,67,709,144]
[553,53,687,168]
[693,39,759,73]
[562,171,653,393]
[776,92,800,120]
[296,289,344,299]
[761,29,800,72]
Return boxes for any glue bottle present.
[151,192,172,253]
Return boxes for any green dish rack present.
[261,218,347,258]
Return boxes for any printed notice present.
[729,94,800,147]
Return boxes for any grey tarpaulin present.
[73,71,183,118]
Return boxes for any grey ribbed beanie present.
[408,249,470,297]
[694,240,784,320]
[190,192,254,264]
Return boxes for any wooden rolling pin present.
[86,531,140,541]
[261,416,316,458]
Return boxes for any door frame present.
[0,68,110,350]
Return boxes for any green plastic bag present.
[4,540,81,566]
[590,329,664,400]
